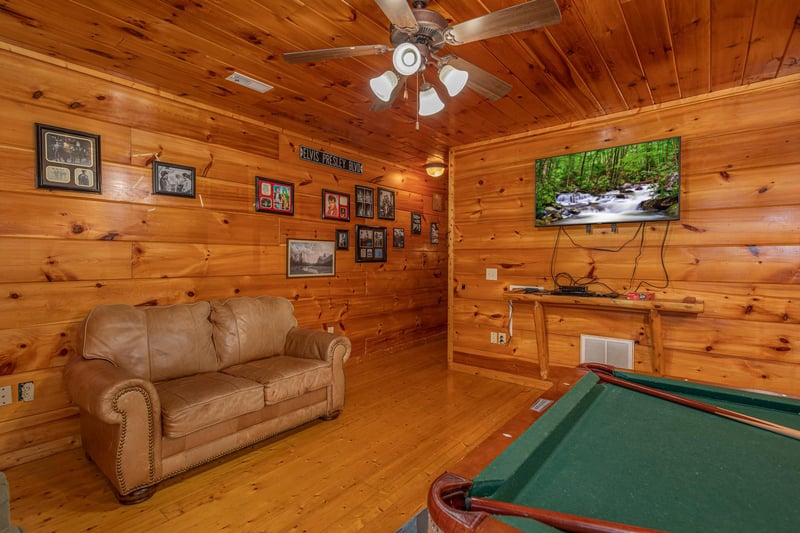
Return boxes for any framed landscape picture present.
[355,185,374,218]
[287,239,335,278]
[256,177,294,215]
[153,161,196,198]
[355,225,387,263]
[322,189,350,221]
[35,123,101,193]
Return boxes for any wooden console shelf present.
[503,292,704,379]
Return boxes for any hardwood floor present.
[5,339,549,532]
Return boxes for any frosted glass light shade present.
[393,43,422,76]
[369,70,399,102]
[418,83,444,116]
[439,64,469,97]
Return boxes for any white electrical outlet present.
[490,332,498,344]
[18,381,34,402]
[485,268,498,281]
[498,332,507,345]
[327,326,335,333]
[0,386,11,406]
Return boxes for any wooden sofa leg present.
[116,485,158,505]
[320,410,341,421]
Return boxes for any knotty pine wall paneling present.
[0,48,447,468]
[450,75,800,395]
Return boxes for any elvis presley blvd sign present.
[299,145,363,175]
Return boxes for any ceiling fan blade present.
[282,44,390,64]
[374,0,419,33]
[370,75,408,111]
[446,56,512,101]
[444,0,562,45]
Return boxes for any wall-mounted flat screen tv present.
[535,136,681,227]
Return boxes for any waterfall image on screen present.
[535,137,681,227]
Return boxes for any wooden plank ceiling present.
[0,0,798,169]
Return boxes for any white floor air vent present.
[580,334,633,369]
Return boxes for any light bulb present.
[392,43,422,76]
[418,83,444,116]
[369,71,399,102]
[439,65,469,97]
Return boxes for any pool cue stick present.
[468,496,667,533]
[583,363,800,441]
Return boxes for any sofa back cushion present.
[81,302,219,382]
[211,296,298,369]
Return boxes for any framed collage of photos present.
[256,177,294,215]
[355,225,387,263]
[322,189,350,221]
[153,161,196,198]
[35,123,101,193]
[355,185,374,218]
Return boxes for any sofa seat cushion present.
[222,356,332,405]
[155,372,265,438]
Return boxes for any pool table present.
[429,364,800,532]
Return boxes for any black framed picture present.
[35,123,101,193]
[411,212,422,234]
[393,228,405,248]
[377,187,395,220]
[336,229,349,250]
[355,185,374,218]
[153,161,196,198]
[322,189,351,221]
[256,177,294,215]
[355,225,387,263]
[287,239,335,278]
[431,222,440,244]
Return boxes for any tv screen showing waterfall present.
[534,137,681,227]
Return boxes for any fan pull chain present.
[415,71,420,131]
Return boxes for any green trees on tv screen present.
[535,137,681,214]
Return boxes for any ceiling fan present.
[282,0,562,116]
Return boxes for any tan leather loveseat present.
[64,295,351,504]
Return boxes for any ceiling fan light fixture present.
[370,70,399,102]
[393,42,423,76]
[418,83,444,116]
[439,65,469,97]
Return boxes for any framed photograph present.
[35,123,101,193]
[377,187,395,220]
[432,192,445,212]
[322,189,351,221]
[355,225,387,263]
[153,161,196,198]
[355,185,374,218]
[287,239,335,278]
[431,222,440,244]
[411,212,422,234]
[336,229,349,250]
[393,228,405,248]
[256,177,294,215]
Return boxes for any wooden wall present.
[449,75,800,395]
[0,47,447,468]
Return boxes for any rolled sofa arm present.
[284,328,352,416]
[284,328,352,364]
[63,357,163,498]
